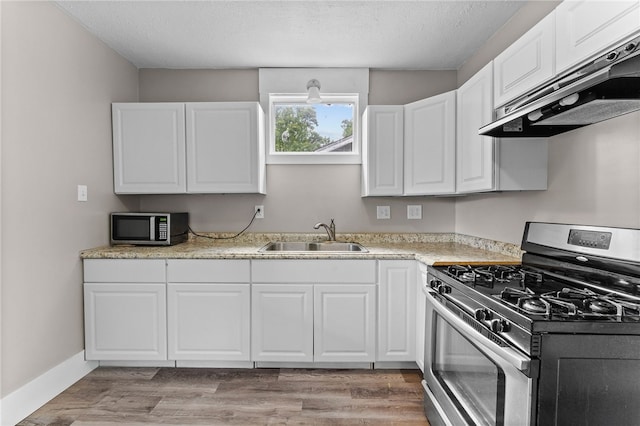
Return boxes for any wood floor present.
[18,367,430,425]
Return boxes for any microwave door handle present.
[426,291,531,375]
[149,216,155,241]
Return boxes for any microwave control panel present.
[158,217,168,241]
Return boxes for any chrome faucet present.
[314,219,336,241]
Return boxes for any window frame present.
[266,93,361,165]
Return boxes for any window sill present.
[266,153,362,165]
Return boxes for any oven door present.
[423,289,535,426]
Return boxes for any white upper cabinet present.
[186,102,265,194]
[404,91,456,195]
[361,106,404,196]
[494,12,556,108]
[112,103,187,194]
[457,62,548,194]
[555,0,640,74]
[361,93,456,197]
[112,102,265,195]
[456,62,495,193]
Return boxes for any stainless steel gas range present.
[422,222,640,426]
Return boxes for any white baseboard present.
[176,360,253,368]
[373,361,419,369]
[254,361,373,369]
[98,360,175,368]
[1,351,97,426]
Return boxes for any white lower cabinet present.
[83,259,167,361]
[84,258,422,369]
[251,259,377,364]
[416,263,428,372]
[251,284,314,362]
[168,283,250,361]
[378,260,417,362]
[314,284,376,362]
[167,260,251,362]
[84,283,167,361]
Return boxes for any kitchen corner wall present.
[455,0,640,245]
[1,1,138,398]
[138,69,458,233]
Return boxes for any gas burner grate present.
[497,285,640,320]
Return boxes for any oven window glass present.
[113,217,150,240]
[432,315,505,426]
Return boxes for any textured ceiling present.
[54,0,526,70]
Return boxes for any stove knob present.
[474,308,493,321]
[606,51,618,61]
[490,319,510,333]
[625,42,636,52]
[429,279,441,290]
[437,284,452,295]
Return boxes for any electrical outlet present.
[376,206,391,220]
[407,205,422,220]
[77,185,88,202]
[255,205,264,219]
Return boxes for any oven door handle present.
[426,290,532,375]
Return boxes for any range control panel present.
[568,229,612,250]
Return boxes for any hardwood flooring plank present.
[278,369,409,383]
[19,367,429,426]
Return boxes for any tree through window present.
[273,101,355,153]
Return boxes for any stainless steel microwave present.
[110,212,189,246]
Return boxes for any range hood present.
[480,34,640,138]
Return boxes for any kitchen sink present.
[259,241,368,253]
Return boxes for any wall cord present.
[188,208,259,240]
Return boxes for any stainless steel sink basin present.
[259,241,368,253]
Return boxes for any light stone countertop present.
[80,232,522,266]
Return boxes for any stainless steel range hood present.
[480,34,640,138]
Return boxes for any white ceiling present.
[54,0,526,70]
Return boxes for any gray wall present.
[455,0,640,244]
[138,69,458,233]
[1,1,138,397]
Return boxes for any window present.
[268,94,361,164]
[259,68,369,164]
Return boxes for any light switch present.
[77,185,88,202]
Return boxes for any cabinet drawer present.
[252,259,376,283]
[83,259,166,283]
[167,259,250,283]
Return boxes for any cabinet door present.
[456,62,495,193]
[251,284,314,362]
[167,283,250,361]
[361,106,404,196]
[186,102,265,194]
[494,12,556,108]
[378,261,417,362]
[404,92,456,195]
[416,265,427,372]
[84,283,167,361]
[556,0,640,74]
[112,103,186,194]
[314,284,376,362]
